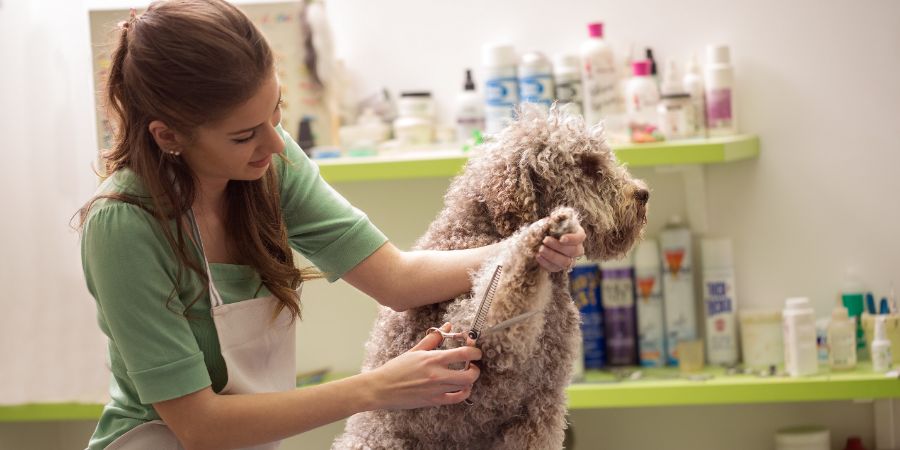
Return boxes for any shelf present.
[567,364,900,409]
[316,134,759,183]
[5,363,899,421]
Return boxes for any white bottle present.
[704,44,737,136]
[783,297,818,377]
[872,316,893,373]
[580,22,620,126]
[482,43,519,134]
[624,60,661,143]
[635,239,666,367]
[701,238,739,366]
[827,306,857,370]
[518,51,555,112]
[553,54,583,117]
[683,55,707,138]
[660,216,697,365]
[455,69,485,143]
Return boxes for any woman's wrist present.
[347,370,383,412]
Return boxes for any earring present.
[167,150,181,156]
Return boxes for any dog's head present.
[468,104,648,259]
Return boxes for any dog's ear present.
[484,160,540,236]
[579,152,604,180]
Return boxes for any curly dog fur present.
[334,105,649,449]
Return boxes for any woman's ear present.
[148,120,184,155]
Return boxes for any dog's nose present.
[634,189,650,204]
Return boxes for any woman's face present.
[184,73,284,184]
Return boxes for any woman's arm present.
[154,324,480,450]
[342,227,586,311]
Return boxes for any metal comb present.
[468,264,503,340]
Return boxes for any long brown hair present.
[78,0,317,319]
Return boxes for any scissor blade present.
[469,265,503,339]
[481,310,539,336]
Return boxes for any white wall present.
[1,0,899,449]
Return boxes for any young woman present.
[78,1,585,449]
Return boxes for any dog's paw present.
[547,206,579,238]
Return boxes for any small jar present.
[397,91,435,120]
[657,93,695,140]
[740,309,784,371]
[393,116,433,146]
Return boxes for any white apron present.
[103,210,299,450]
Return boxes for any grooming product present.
[660,216,698,365]
[827,306,858,370]
[683,55,707,137]
[783,297,818,377]
[871,315,893,372]
[580,22,620,126]
[518,51,555,111]
[645,47,658,79]
[677,339,704,374]
[657,59,694,140]
[880,297,890,315]
[815,317,830,365]
[635,239,666,367]
[553,54,583,116]
[625,60,663,143]
[570,264,606,368]
[704,44,737,136]
[740,309,783,370]
[455,69,486,143]
[600,253,638,366]
[393,91,435,146]
[775,427,830,450]
[840,270,867,355]
[862,313,900,365]
[482,43,519,134]
[701,238,739,366]
[866,292,877,314]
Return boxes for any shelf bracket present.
[655,164,709,233]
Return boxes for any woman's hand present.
[367,323,482,410]
[537,223,586,272]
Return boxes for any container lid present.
[740,309,782,323]
[775,426,829,446]
[634,239,659,268]
[701,238,733,270]
[400,91,432,98]
[587,22,604,38]
[482,43,517,68]
[463,69,476,91]
[706,44,731,65]
[632,60,651,76]
[785,297,812,311]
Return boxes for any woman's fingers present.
[410,322,451,351]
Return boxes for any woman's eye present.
[233,132,255,144]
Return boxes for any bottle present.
[600,253,638,366]
[701,238,739,366]
[518,51,555,111]
[840,269,867,357]
[704,44,737,136]
[660,216,698,365]
[872,316,893,373]
[827,306,858,370]
[569,264,605,369]
[393,91,435,146]
[482,43,519,134]
[844,436,867,450]
[553,54,583,117]
[645,47,658,80]
[683,55,707,137]
[455,69,486,143]
[657,59,694,140]
[634,239,666,367]
[580,22,619,126]
[625,60,662,143]
[783,297,818,377]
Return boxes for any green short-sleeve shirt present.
[82,126,387,449]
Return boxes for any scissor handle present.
[425,327,469,346]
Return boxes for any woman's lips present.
[249,154,272,168]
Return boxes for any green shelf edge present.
[5,364,899,421]
[317,135,759,183]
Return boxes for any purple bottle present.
[600,255,638,366]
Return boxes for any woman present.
[78,1,585,449]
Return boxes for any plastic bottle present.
[518,51,555,112]
[482,43,519,134]
[553,54,583,117]
[634,239,666,367]
[840,269,867,356]
[625,60,662,143]
[827,306,858,370]
[600,253,638,366]
[704,44,737,136]
[657,59,694,140]
[872,316,893,373]
[645,47,658,80]
[660,216,697,365]
[701,238,739,366]
[683,55,707,137]
[569,264,606,369]
[783,297,818,377]
[580,22,620,126]
[455,69,485,143]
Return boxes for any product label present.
[660,229,696,365]
[706,88,733,126]
[518,74,554,107]
[570,265,605,369]
[583,57,619,124]
[601,267,637,365]
[484,76,519,106]
[555,79,583,115]
[704,276,738,365]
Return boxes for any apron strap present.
[187,209,225,308]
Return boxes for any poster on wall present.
[88,1,332,163]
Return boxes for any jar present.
[657,93,695,140]
[397,91,435,120]
[740,309,784,371]
[393,116,433,146]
